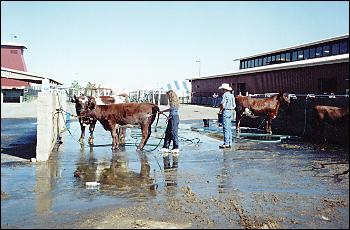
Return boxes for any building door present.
[2,89,23,103]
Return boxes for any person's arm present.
[232,94,236,109]
[218,94,225,114]
[219,104,224,114]
[159,108,170,114]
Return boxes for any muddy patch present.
[1,191,9,200]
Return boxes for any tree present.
[70,80,82,98]
[85,82,97,96]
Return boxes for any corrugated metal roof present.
[238,34,348,61]
[1,67,62,85]
[188,53,349,81]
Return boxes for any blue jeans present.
[222,110,233,145]
[163,114,179,149]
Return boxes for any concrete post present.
[1,92,3,104]
[36,91,55,161]
[57,90,67,131]
[158,91,160,107]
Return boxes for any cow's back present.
[96,102,159,125]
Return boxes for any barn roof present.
[1,67,62,85]
[237,34,349,61]
[1,42,27,49]
[188,53,349,81]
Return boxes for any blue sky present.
[1,1,349,91]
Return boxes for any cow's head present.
[72,95,89,116]
[277,93,291,104]
[79,96,97,126]
[87,96,97,110]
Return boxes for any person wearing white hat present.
[218,83,236,148]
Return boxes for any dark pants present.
[163,115,179,149]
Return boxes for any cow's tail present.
[154,106,160,132]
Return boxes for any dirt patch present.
[1,191,9,200]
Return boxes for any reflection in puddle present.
[73,149,155,196]
[100,152,153,189]
[35,143,61,215]
[163,155,178,187]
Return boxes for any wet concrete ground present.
[1,118,37,160]
[1,117,349,229]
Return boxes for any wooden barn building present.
[189,34,349,105]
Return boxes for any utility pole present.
[196,60,201,77]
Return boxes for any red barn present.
[1,42,30,89]
[1,42,62,103]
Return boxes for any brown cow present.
[235,93,290,134]
[80,96,160,151]
[71,94,129,145]
[312,105,349,141]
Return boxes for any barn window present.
[309,48,316,58]
[331,43,339,55]
[323,45,330,56]
[298,50,303,60]
[267,56,271,64]
[339,41,348,54]
[10,50,18,54]
[240,62,244,69]
[263,57,267,65]
[292,51,297,61]
[280,53,285,61]
[271,55,276,62]
[316,47,323,57]
[304,49,310,59]
[276,54,280,61]
[254,59,259,67]
[285,53,291,61]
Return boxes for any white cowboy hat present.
[218,83,232,91]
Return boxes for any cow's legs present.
[143,115,156,147]
[144,124,152,147]
[137,124,149,151]
[79,119,86,144]
[236,113,242,133]
[118,127,126,145]
[266,117,272,134]
[111,125,120,150]
[88,120,96,146]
